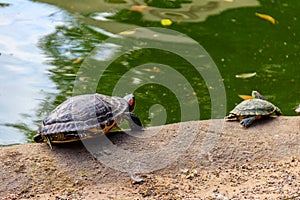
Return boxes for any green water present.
[0,0,299,145]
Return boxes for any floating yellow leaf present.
[72,57,83,64]
[255,13,276,24]
[161,19,172,26]
[238,95,254,100]
[235,72,257,79]
[130,5,148,12]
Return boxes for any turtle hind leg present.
[240,116,256,127]
[128,113,143,131]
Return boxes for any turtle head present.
[252,91,266,100]
[124,94,135,112]
[33,134,43,143]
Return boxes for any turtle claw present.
[240,116,255,128]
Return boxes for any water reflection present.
[1,0,299,145]
[0,0,66,144]
[35,0,300,122]
[38,0,260,34]
[144,0,259,22]
[39,0,259,23]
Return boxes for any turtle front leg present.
[45,135,53,149]
[240,116,256,127]
[127,113,143,131]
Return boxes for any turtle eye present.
[128,98,135,112]
[129,98,134,106]
[256,93,266,100]
[252,91,266,100]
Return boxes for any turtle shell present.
[230,99,278,116]
[37,94,129,142]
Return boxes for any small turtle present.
[225,91,282,127]
[34,93,143,148]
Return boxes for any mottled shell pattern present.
[35,94,132,143]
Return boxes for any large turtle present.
[225,91,282,127]
[34,93,143,148]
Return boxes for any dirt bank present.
[1,116,300,200]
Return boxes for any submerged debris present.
[235,72,257,79]
[142,66,161,73]
[130,5,149,12]
[72,57,83,64]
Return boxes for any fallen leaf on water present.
[130,5,148,12]
[161,19,172,26]
[238,95,254,100]
[255,13,276,24]
[235,72,257,79]
[119,30,135,35]
[142,67,161,73]
[72,57,83,64]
